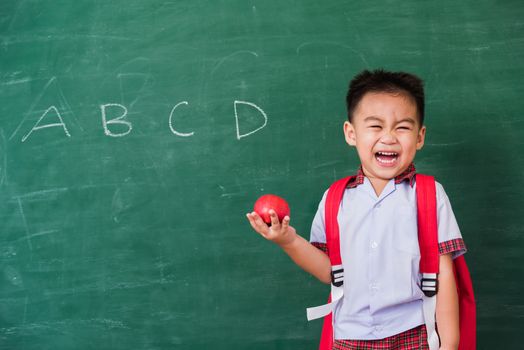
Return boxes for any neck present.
[368,177,389,197]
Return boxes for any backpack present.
[306,174,476,350]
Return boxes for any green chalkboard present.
[1,1,524,349]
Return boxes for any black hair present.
[346,69,425,126]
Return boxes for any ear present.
[416,125,426,150]
[344,121,356,146]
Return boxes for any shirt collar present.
[347,163,416,188]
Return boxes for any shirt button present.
[375,325,383,332]
[369,282,380,294]
[375,203,381,209]
[371,241,378,249]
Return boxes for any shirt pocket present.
[393,205,420,256]
[391,205,424,302]
[389,244,423,303]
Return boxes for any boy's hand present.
[246,209,297,247]
[246,209,332,284]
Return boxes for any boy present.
[246,69,466,350]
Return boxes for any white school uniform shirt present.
[309,166,466,340]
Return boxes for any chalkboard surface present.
[1,1,523,349]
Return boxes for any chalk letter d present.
[234,100,268,140]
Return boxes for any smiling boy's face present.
[344,91,426,184]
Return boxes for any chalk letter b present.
[100,103,132,137]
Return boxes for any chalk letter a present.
[22,106,71,142]
[100,103,132,137]
[234,100,268,140]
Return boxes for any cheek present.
[355,132,377,145]
[400,137,419,155]
[355,137,377,157]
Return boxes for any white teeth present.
[376,151,398,165]
[377,157,396,164]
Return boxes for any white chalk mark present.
[0,129,6,186]
[14,229,59,243]
[113,57,150,73]
[142,148,168,191]
[1,34,137,46]
[118,74,125,106]
[117,72,152,109]
[13,187,68,200]
[4,266,23,286]
[199,51,258,112]
[7,0,26,31]
[58,85,84,132]
[211,51,258,76]
[16,198,33,253]
[218,184,242,198]
[168,101,194,137]
[21,106,71,142]
[236,80,249,90]
[221,192,243,198]
[9,76,57,140]
[401,50,423,56]
[1,77,32,85]
[234,100,268,140]
[23,296,28,324]
[468,46,490,52]
[426,141,466,147]
[296,41,370,68]
[111,187,124,224]
[100,103,132,137]
[313,160,343,169]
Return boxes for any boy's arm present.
[436,253,460,350]
[246,210,332,284]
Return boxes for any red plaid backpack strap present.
[416,174,477,350]
[315,176,355,350]
[454,255,477,350]
[416,174,440,291]
[305,176,355,349]
[325,176,355,284]
[415,174,440,350]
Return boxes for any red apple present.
[253,194,290,224]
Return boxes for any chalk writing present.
[234,100,268,140]
[15,100,268,141]
[21,105,71,142]
[168,101,194,137]
[100,103,132,137]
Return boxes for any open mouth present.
[375,151,399,165]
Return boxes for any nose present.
[379,130,398,144]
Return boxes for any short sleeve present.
[436,182,467,259]
[310,189,329,253]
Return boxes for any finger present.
[246,213,259,228]
[281,215,290,231]
[250,211,265,225]
[249,212,269,236]
[269,209,281,228]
